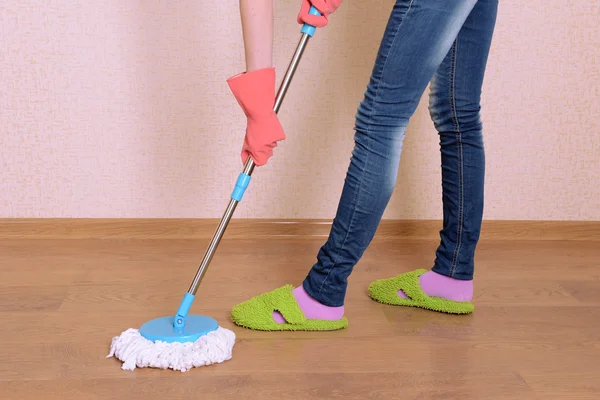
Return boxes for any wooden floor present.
[1,236,599,399]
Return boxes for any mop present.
[107,7,323,372]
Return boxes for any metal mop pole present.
[187,33,312,296]
[172,8,322,329]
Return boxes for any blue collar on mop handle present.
[139,293,218,343]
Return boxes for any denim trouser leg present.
[304,0,497,307]
[430,0,498,280]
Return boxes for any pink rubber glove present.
[227,68,285,166]
[297,0,342,28]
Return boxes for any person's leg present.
[301,0,480,310]
[231,0,484,331]
[429,0,498,282]
[372,0,498,312]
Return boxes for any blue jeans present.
[303,0,498,307]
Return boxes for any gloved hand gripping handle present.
[173,7,323,330]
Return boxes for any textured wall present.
[1,1,599,220]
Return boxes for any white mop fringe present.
[107,327,236,372]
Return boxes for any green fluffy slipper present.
[231,285,349,331]
[368,269,474,314]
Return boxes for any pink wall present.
[1,1,599,220]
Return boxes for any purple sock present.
[273,286,344,324]
[398,270,473,302]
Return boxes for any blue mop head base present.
[108,292,235,371]
[139,315,219,343]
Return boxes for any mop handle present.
[185,8,322,296]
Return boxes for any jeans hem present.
[302,276,345,307]
[432,264,474,281]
